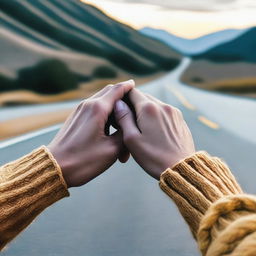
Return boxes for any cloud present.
[110,0,256,12]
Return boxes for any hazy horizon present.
[82,0,256,38]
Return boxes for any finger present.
[109,130,130,163]
[118,146,130,163]
[102,80,135,113]
[128,88,148,112]
[91,84,114,99]
[114,100,140,145]
[145,93,165,105]
[91,79,133,99]
[129,88,147,102]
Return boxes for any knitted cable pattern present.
[197,195,256,256]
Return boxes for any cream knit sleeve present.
[159,152,256,255]
[0,146,69,251]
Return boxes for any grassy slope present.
[0,0,181,78]
[0,26,122,77]
[181,60,256,96]
[182,28,256,96]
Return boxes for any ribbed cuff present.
[0,146,69,250]
[159,152,242,238]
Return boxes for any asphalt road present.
[1,58,256,256]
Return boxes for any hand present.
[48,80,135,187]
[114,89,195,180]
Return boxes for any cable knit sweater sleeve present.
[0,146,69,251]
[159,152,256,256]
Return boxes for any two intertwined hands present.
[48,80,195,188]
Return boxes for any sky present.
[82,0,256,38]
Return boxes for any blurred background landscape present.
[0,0,256,139]
[1,1,256,255]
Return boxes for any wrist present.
[170,151,196,169]
[155,152,196,180]
[47,145,72,188]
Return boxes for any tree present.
[93,65,117,79]
[18,59,78,94]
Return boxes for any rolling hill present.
[0,0,181,94]
[193,27,256,62]
[181,27,256,96]
[141,27,248,55]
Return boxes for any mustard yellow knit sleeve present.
[159,152,256,255]
[0,146,69,251]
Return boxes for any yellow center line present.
[198,116,220,130]
[167,87,196,110]
[167,86,220,130]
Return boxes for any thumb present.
[114,100,140,144]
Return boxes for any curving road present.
[1,58,256,256]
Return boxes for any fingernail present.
[115,100,127,112]
[127,79,135,85]
[122,79,135,85]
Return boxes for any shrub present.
[93,65,117,78]
[0,74,16,92]
[191,76,204,83]
[17,59,78,94]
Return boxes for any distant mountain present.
[193,27,256,62]
[0,0,181,94]
[141,27,248,55]
[181,28,256,96]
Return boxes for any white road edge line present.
[0,124,62,149]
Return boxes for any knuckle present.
[163,104,173,114]
[124,132,138,144]
[90,100,104,113]
[163,105,183,117]
[142,102,158,114]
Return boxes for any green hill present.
[193,27,256,62]
[0,0,181,94]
